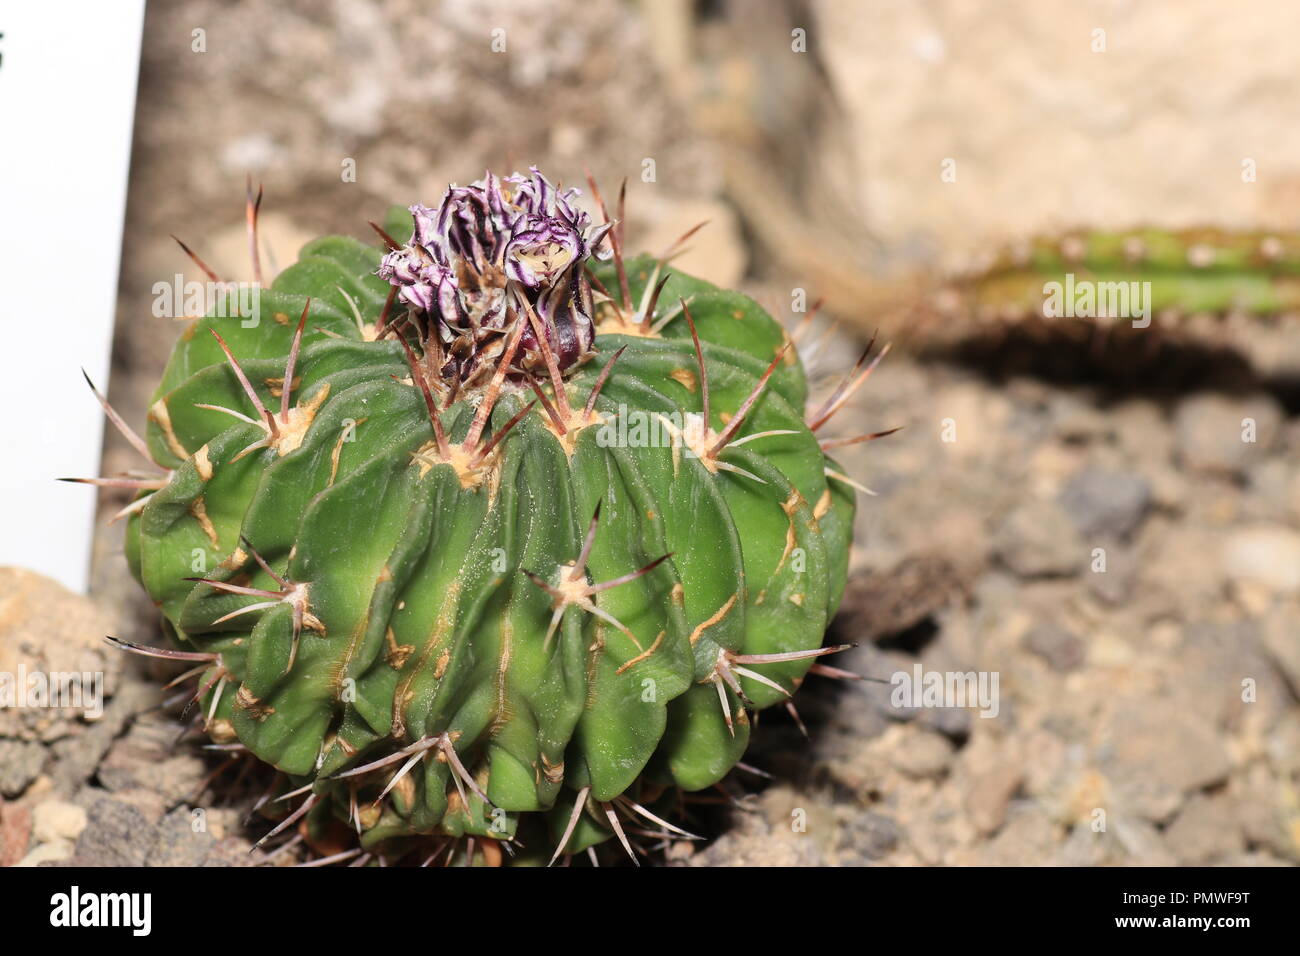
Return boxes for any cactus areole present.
[108,168,870,863]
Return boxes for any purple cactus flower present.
[378,167,612,374]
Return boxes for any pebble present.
[1058,467,1152,541]
[1099,697,1233,822]
[964,764,1025,836]
[1024,622,1086,672]
[144,806,216,867]
[1222,525,1300,593]
[72,797,154,867]
[0,801,31,867]
[32,800,87,844]
[1174,393,1281,475]
[886,726,955,779]
[995,499,1084,578]
[834,811,901,862]
[16,840,74,867]
[1162,792,1245,864]
[0,739,45,797]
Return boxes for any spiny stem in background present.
[629,220,709,331]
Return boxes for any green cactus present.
[955,227,1300,320]
[88,169,878,864]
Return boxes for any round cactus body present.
[115,169,861,862]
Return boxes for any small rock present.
[201,836,258,867]
[72,797,154,867]
[1214,851,1293,866]
[995,499,1083,578]
[1054,822,1109,866]
[837,811,900,861]
[0,567,124,743]
[1058,468,1152,540]
[17,840,74,867]
[955,805,1060,865]
[1162,793,1245,865]
[685,792,825,867]
[0,801,32,867]
[1267,712,1300,778]
[1024,622,1086,672]
[49,676,156,791]
[32,800,87,844]
[97,712,207,806]
[1111,815,1179,865]
[1222,525,1300,594]
[917,705,974,742]
[144,806,216,867]
[1084,544,1138,605]
[1233,772,1299,862]
[1174,393,1281,475]
[964,765,1024,836]
[1099,697,1233,822]
[0,739,45,796]
[887,726,955,779]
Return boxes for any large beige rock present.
[0,567,123,743]
[814,0,1300,269]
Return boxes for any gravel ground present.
[6,340,1297,867]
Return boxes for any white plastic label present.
[0,1,147,592]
